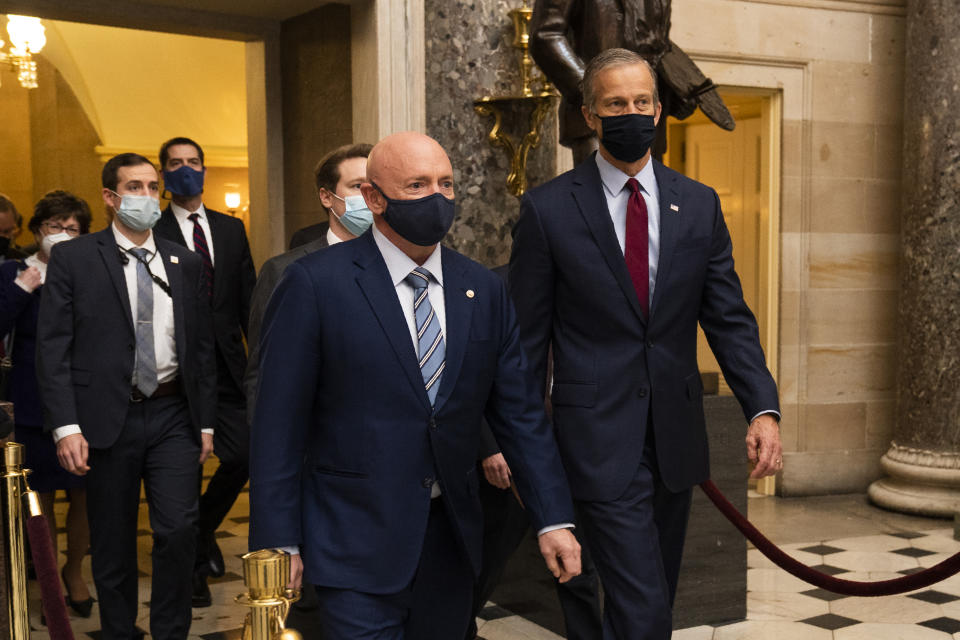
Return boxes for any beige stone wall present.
[671,0,905,494]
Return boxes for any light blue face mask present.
[331,194,374,237]
[111,191,161,232]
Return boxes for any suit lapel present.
[158,207,188,248]
[353,235,431,410]
[156,240,187,365]
[650,161,681,318]
[572,157,647,325]
[96,230,134,331]
[206,209,225,301]
[432,250,474,411]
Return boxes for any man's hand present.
[15,266,42,293]
[287,552,303,590]
[538,528,581,583]
[56,433,90,475]
[481,453,511,489]
[746,414,783,478]
[199,432,214,463]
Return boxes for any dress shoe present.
[62,567,94,618]
[207,537,225,578]
[192,572,212,608]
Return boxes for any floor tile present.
[830,593,943,624]
[801,587,850,602]
[746,590,829,620]
[919,618,960,634]
[800,612,861,630]
[670,625,715,639]
[799,543,845,555]
[828,550,921,573]
[909,590,960,604]
[747,568,814,593]
[713,620,832,639]
[828,535,916,553]
[834,622,953,639]
[893,547,939,558]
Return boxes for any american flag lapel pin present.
[170,255,179,264]
[670,204,680,213]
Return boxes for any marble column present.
[424,0,560,266]
[868,0,960,517]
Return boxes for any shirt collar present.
[371,225,444,288]
[326,226,344,246]
[112,221,157,255]
[595,152,658,199]
[170,201,206,223]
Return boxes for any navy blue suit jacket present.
[0,260,43,426]
[510,155,779,500]
[249,231,574,594]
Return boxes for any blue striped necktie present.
[405,267,445,406]
[130,247,158,397]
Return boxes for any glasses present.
[42,221,81,236]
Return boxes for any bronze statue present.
[530,0,734,163]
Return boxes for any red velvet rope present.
[26,514,76,640]
[699,479,960,596]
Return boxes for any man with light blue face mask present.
[36,152,218,640]
[245,142,373,420]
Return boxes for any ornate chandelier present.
[0,15,46,89]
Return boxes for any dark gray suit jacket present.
[244,233,329,420]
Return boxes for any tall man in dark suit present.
[153,137,256,606]
[38,153,217,640]
[244,142,373,420]
[510,49,783,639]
[250,132,581,639]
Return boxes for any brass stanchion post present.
[235,549,302,640]
[3,443,29,640]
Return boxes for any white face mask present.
[41,231,72,257]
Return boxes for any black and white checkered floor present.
[26,465,960,639]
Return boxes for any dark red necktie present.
[188,213,214,298]
[624,178,649,317]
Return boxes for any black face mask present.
[0,236,10,256]
[598,113,658,163]
[373,183,456,247]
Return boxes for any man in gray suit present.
[245,142,372,418]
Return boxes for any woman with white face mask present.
[0,189,95,617]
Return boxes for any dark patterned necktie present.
[404,267,445,406]
[188,213,214,298]
[624,178,649,317]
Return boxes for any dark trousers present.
[576,431,692,640]
[87,394,200,640]
[466,481,602,640]
[196,359,249,573]
[315,499,474,639]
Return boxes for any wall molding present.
[737,0,906,16]
[94,145,249,168]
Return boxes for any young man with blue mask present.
[153,136,257,608]
[37,153,217,640]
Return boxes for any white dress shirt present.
[326,227,344,246]
[171,202,215,266]
[53,223,180,442]
[596,153,779,424]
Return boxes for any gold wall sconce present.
[474,0,558,198]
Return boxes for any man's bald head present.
[366,132,453,199]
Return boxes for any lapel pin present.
[670,204,680,212]
[170,255,179,264]
[466,289,475,299]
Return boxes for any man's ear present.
[360,183,385,215]
[653,100,663,127]
[582,105,600,136]
[317,188,336,211]
[102,188,118,210]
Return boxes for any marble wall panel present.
[804,289,898,345]
[780,448,885,495]
[812,122,876,180]
[802,402,867,451]
[808,233,899,290]
[805,344,897,403]
[424,0,559,266]
[865,399,897,450]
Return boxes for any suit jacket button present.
[429,418,437,430]
[638,388,648,398]
[646,341,654,349]
[422,477,434,488]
